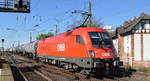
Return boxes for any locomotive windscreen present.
[89,32,113,48]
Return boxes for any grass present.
[147,76,150,81]
[123,66,150,73]
[137,67,150,73]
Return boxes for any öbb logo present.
[57,43,65,51]
[102,53,110,56]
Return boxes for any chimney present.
[140,12,145,17]
[123,21,129,26]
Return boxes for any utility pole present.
[88,0,92,26]
[55,24,58,35]
[30,32,32,43]
[12,41,15,48]
[72,0,92,27]
[18,41,20,46]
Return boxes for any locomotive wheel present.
[79,69,91,75]
[64,63,69,70]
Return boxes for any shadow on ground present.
[93,67,136,80]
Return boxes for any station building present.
[110,12,150,68]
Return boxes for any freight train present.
[9,27,123,74]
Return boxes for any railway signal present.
[1,39,5,55]
[0,0,30,13]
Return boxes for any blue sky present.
[0,0,150,48]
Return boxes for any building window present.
[145,20,150,29]
[76,35,84,44]
[140,22,144,29]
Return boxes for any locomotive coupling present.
[113,57,123,66]
[93,61,105,68]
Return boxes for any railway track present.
[8,53,104,81]
[4,52,150,81]
[6,53,52,81]
[11,54,90,81]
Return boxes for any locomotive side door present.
[69,35,88,58]
[37,39,46,57]
[41,39,46,55]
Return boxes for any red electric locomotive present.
[37,27,122,74]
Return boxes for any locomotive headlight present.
[89,50,95,56]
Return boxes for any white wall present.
[123,35,131,54]
[134,34,141,61]
[143,34,150,60]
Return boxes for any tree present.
[36,32,54,40]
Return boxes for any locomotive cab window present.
[89,32,112,48]
[76,35,84,44]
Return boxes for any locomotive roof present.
[38,27,107,41]
[72,27,106,32]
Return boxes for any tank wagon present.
[14,27,123,74]
[15,41,38,57]
[21,41,38,58]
